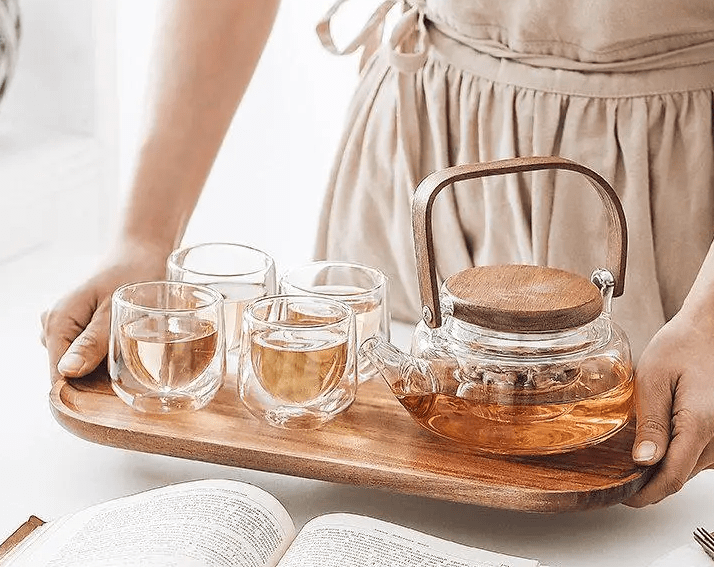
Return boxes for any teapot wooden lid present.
[444,264,603,332]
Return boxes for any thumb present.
[632,364,674,466]
[57,298,112,378]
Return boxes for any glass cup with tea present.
[167,243,277,374]
[109,281,226,413]
[238,295,357,429]
[279,261,390,382]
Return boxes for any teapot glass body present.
[398,284,633,455]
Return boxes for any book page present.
[3,479,296,567]
[277,514,539,567]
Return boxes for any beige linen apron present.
[314,0,714,359]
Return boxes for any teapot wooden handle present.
[412,156,628,328]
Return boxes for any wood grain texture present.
[412,156,628,328]
[0,516,45,560]
[49,371,652,514]
[445,265,603,332]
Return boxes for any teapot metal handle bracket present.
[412,156,628,329]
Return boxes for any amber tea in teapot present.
[388,342,633,455]
[361,157,634,456]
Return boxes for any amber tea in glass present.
[110,281,225,413]
[167,243,276,374]
[119,317,218,391]
[279,261,389,382]
[239,295,357,429]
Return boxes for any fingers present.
[631,363,674,468]
[625,407,710,507]
[56,298,112,379]
[622,315,714,507]
[42,291,105,383]
[40,252,169,384]
[625,363,714,507]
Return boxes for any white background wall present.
[1,0,97,134]
[115,0,373,273]
[0,0,116,261]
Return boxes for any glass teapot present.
[360,156,634,456]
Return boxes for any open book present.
[0,479,542,567]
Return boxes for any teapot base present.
[395,377,634,456]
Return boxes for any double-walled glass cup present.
[279,261,390,381]
[167,243,276,374]
[238,295,357,429]
[109,281,225,413]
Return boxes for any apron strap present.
[316,0,397,71]
[388,4,428,73]
[317,0,429,73]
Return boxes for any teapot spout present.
[359,337,438,396]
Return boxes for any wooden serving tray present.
[50,371,651,513]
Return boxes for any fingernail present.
[57,352,85,375]
[634,440,658,462]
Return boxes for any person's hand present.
[41,243,169,384]
[624,309,714,507]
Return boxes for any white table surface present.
[1,244,711,567]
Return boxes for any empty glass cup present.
[109,281,226,413]
[238,295,357,429]
[167,243,277,374]
[279,261,390,381]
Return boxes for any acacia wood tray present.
[50,371,651,513]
